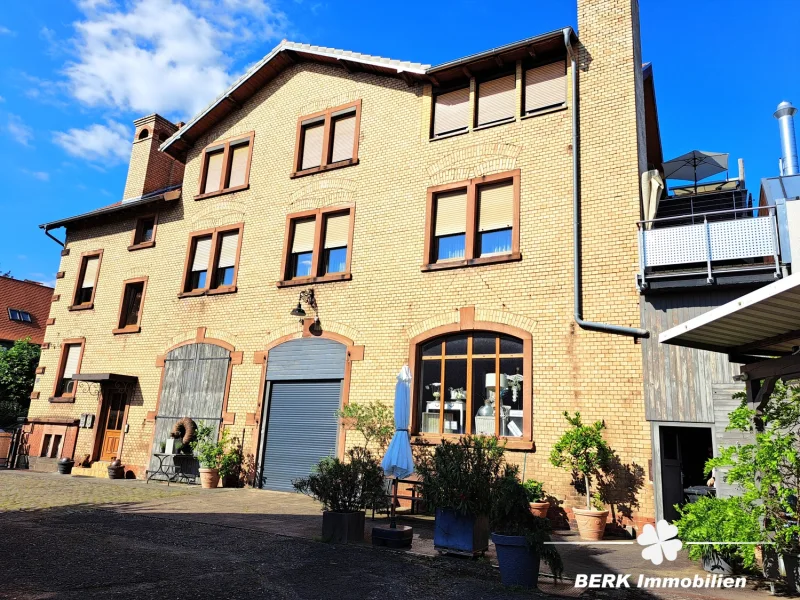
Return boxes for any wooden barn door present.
[148,343,230,479]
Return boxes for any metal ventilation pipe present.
[774,101,799,176]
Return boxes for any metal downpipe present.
[564,28,649,340]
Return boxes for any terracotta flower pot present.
[573,508,608,541]
[199,468,220,489]
[529,501,550,519]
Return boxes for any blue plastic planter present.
[434,508,489,555]
[492,533,541,588]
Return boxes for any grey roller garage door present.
[260,380,342,492]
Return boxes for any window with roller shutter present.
[293,101,361,177]
[432,87,470,138]
[196,132,254,199]
[524,61,567,115]
[71,252,102,308]
[424,170,520,270]
[181,224,243,296]
[280,207,354,285]
[476,74,516,127]
[53,340,84,398]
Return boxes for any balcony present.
[637,195,783,292]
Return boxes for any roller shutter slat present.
[435,189,468,236]
[191,237,212,272]
[62,345,81,379]
[301,123,325,170]
[324,213,349,249]
[203,151,224,194]
[217,232,239,268]
[330,115,356,163]
[292,219,316,253]
[525,61,566,114]
[81,257,99,288]
[228,143,249,188]
[478,181,514,231]
[477,74,515,126]
[433,88,470,137]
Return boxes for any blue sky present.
[0,0,798,285]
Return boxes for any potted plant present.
[220,439,243,488]
[190,423,228,489]
[549,411,611,540]
[490,466,563,588]
[293,447,385,543]
[416,436,504,555]
[523,479,550,518]
[674,495,760,574]
[57,457,74,475]
[449,387,466,401]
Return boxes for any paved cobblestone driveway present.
[0,472,768,599]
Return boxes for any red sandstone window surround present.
[195,132,254,200]
[278,206,354,288]
[51,338,85,401]
[70,250,103,310]
[292,100,361,178]
[114,277,148,335]
[129,214,157,251]
[422,170,520,271]
[180,224,243,298]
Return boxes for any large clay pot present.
[573,508,608,541]
[529,501,550,519]
[199,467,220,489]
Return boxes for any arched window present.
[416,331,526,438]
[138,128,149,140]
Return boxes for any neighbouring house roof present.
[39,185,181,232]
[0,276,54,345]
[159,29,574,160]
[760,173,800,206]
[660,274,800,356]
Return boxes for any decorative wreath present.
[170,417,198,445]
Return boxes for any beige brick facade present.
[29,0,655,526]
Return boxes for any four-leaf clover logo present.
[637,520,683,565]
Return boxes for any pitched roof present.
[0,276,54,345]
[160,29,573,159]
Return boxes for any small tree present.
[336,401,394,454]
[549,411,611,510]
[190,424,229,470]
[0,338,41,427]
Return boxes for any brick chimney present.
[122,114,185,201]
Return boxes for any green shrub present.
[674,495,760,570]
[415,435,505,517]
[190,424,228,469]
[522,479,545,502]
[0,338,40,427]
[293,447,386,513]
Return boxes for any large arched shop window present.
[417,331,525,438]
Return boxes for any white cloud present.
[0,26,14,36]
[7,114,34,146]
[64,0,288,118]
[0,96,5,102]
[52,120,130,163]
[21,169,50,181]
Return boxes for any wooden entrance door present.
[100,389,127,461]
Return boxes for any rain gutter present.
[565,28,649,340]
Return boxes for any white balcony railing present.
[637,206,781,288]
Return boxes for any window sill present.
[421,252,521,272]
[473,117,516,132]
[178,286,237,299]
[291,158,358,179]
[429,129,469,142]
[521,104,567,120]
[49,396,75,404]
[194,184,249,202]
[68,303,94,311]
[411,434,534,451]
[277,273,352,288]
[112,325,141,335]
[128,241,155,251]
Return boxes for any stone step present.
[71,461,111,479]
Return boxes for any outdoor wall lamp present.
[290,289,317,323]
